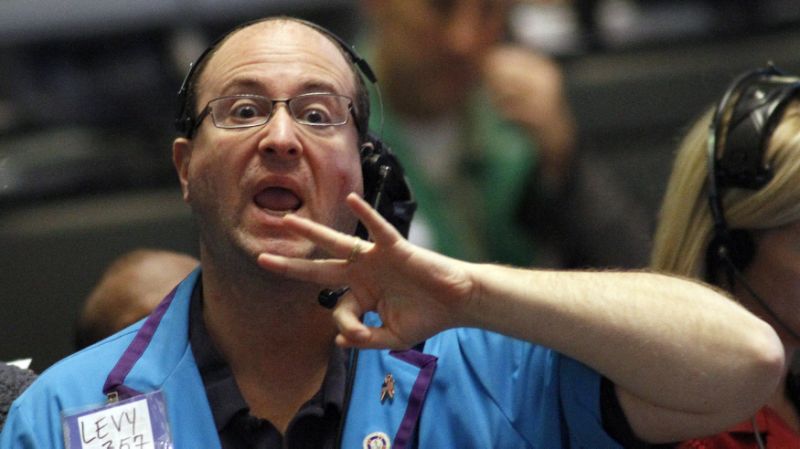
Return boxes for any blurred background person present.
[358,0,651,268]
[75,248,198,350]
[651,66,800,448]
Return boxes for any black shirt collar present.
[188,279,348,448]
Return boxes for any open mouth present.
[254,187,303,213]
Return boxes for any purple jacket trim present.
[101,287,178,399]
[390,350,438,449]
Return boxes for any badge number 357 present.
[62,391,171,449]
[76,399,153,449]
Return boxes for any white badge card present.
[62,390,173,449]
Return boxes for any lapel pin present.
[380,373,395,403]
[363,431,391,449]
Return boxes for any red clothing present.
[678,406,800,449]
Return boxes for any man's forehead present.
[206,19,355,89]
[232,19,317,43]
[222,19,344,65]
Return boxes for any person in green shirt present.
[358,0,650,268]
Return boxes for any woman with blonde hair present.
[652,66,800,448]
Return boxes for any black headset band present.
[707,65,800,226]
[705,64,800,279]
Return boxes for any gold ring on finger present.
[347,239,363,264]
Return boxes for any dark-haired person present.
[1,17,784,449]
[651,66,800,448]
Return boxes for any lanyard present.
[102,287,179,401]
[101,282,435,449]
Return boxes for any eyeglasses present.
[193,93,354,132]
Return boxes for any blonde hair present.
[651,100,800,280]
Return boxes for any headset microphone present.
[318,287,350,309]
[718,247,800,342]
[318,164,392,309]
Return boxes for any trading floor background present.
[1,0,799,371]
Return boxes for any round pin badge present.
[363,431,391,449]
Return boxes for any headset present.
[705,64,800,336]
[173,17,416,241]
[704,64,800,449]
[705,65,800,281]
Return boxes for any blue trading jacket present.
[0,269,622,449]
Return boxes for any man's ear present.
[172,137,193,203]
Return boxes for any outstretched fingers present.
[281,213,373,259]
[256,202,377,284]
[257,254,348,286]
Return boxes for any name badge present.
[62,390,173,449]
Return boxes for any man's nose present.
[257,105,303,158]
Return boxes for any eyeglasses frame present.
[191,92,356,134]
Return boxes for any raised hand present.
[257,193,476,349]
[482,45,576,183]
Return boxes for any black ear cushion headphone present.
[173,17,415,238]
[359,133,416,238]
[705,64,800,283]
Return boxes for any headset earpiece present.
[320,134,416,309]
[705,64,800,284]
[359,134,416,239]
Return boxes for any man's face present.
[369,0,510,115]
[173,20,363,264]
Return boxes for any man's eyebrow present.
[299,80,342,94]
[219,78,262,96]
[219,78,345,96]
